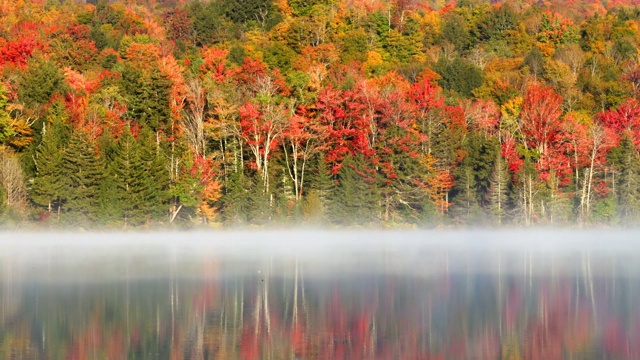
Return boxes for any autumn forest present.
[1,0,640,227]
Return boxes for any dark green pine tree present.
[328,154,379,226]
[223,0,281,30]
[608,134,640,225]
[451,133,498,224]
[110,127,146,227]
[95,130,122,226]
[303,154,334,223]
[18,58,69,109]
[107,127,171,227]
[246,173,271,224]
[31,120,65,216]
[451,164,481,224]
[434,57,483,98]
[137,128,171,223]
[61,130,106,226]
[220,170,262,225]
[121,67,172,132]
[220,170,247,224]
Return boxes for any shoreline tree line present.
[1,0,640,227]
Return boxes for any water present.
[0,230,639,359]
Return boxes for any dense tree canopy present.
[1,0,640,227]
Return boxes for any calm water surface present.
[0,230,639,359]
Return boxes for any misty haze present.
[1,230,639,359]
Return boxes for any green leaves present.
[60,130,106,225]
[120,66,172,132]
[109,127,169,226]
[31,119,66,214]
[18,59,68,109]
[434,57,483,98]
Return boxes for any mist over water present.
[1,230,639,359]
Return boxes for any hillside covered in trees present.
[1,0,640,227]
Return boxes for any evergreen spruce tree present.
[96,131,122,226]
[61,130,106,226]
[609,135,640,225]
[111,127,147,227]
[328,154,379,226]
[18,58,68,109]
[31,120,65,216]
[137,128,171,223]
[220,170,270,225]
[451,165,482,224]
[121,67,172,132]
[303,154,334,223]
[451,134,498,224]
[247,173,271,224]
[220,170,252,225]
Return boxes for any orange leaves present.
[199,178,222,222]
[124,42,160,71]
[348,0,387,15]
[420,154,453,214]
[64,68,99,95]
[63,68,100,130]
[159,54,187,124]
[200,47,229,82]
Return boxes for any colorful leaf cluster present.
[1,0,640,226]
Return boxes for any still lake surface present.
[0,230,638,359]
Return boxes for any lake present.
[0,230,638,359]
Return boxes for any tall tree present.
[110,126,147,227]
[30,119,66,216]
[328,154,379,225]
[608,135,640,224]
[488,151,510,225]
[61,130,106,225]
[121,66,172,133]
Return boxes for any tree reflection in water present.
[0,232,638,359]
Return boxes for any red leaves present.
[502,135,524,174]
[66,23,91,42]
[0,36,42,68]
[239,102,263,135]
[200,47,229,82]
[315,86,377,172]
[463,99,500,135]
[521,82,563,154]
[409,76,444,114]
[597,98,640,148]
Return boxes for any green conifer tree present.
[329,154,379,226]
[304,154,334,223]
[608,135,640,224]
[18,58,68,109]
[110,127,147,227]
[31,120,65,216]
[61,130,106,226]
[121,67,172,132]
[451,134,498,224]
[137,128,171,222]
